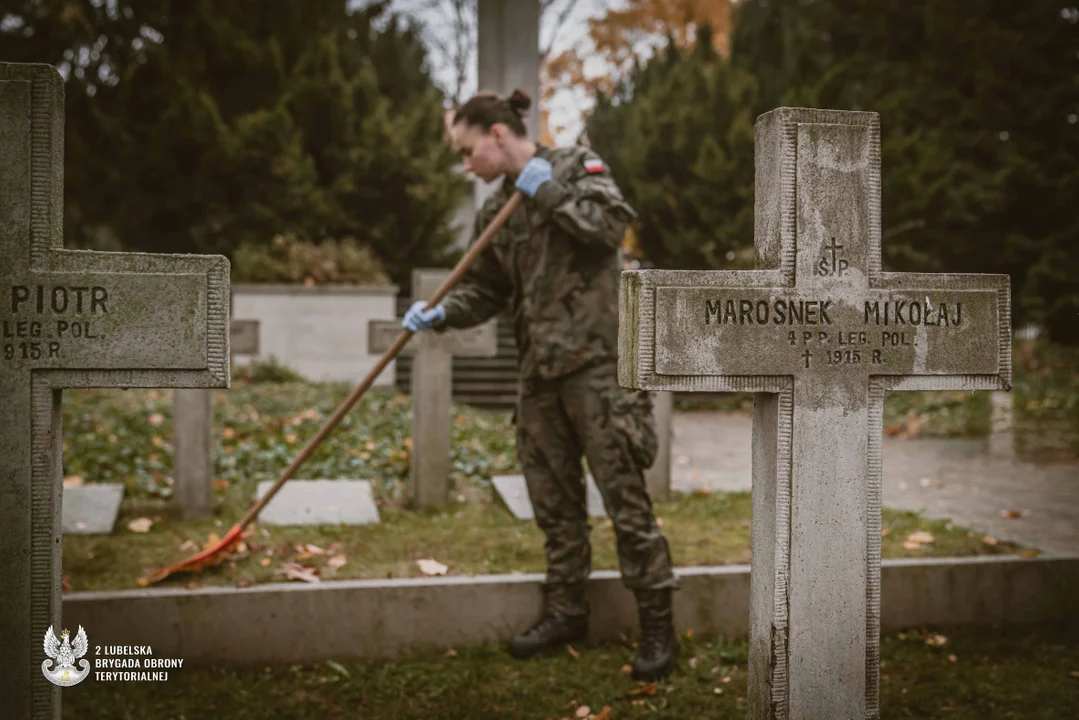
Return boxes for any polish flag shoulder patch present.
[583,157,606,174]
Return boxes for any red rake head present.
[143,524,250,585]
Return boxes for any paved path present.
[670,410,1079,556]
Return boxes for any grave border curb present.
[62,555,1079,666]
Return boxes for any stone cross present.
[0,64,230,720]
[618,108,1011,719]
[171,319,259,519]
[172,388,214,518]
[368,268,497,507]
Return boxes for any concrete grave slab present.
[62,555,1079,667]
[619,108,1011,719]
[0,63,230,720]
[492,474,607,520]
[254,479,380,526]
[61,484,125,534]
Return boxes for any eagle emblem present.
[42,625,91,687]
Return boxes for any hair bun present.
[507,89,532,115]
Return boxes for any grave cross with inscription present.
[368,268,498,508]
[619,108,1011,719]
[0,64,231,720]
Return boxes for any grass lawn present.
[59,339,1073,592]
[61,622,1079,719]
[63,489,1027,592]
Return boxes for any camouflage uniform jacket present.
[440,145,636,380]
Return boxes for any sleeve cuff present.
[532,179,572,214]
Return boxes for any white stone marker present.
[492,473,607,520]
[0,63,230,720]
[254,479,380,526]
[618,108,1011,719]
[368,268,497,508]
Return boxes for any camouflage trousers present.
[515,361,678,618]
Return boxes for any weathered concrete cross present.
[619,108,1011,719]
[1,64,230,719]
[368,268,497,507]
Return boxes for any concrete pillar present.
[645,391,674,501]
[173,389,213,518]
[475,0,541,208]
[478,0,540,134]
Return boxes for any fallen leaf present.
[235,580,255,589]
[184,581,203,590]
[999,509,1022,519]
[445,648,458,658]
[567,644,580,659]
[260,557,272,567]
[136,577,150,587]
[326,555,348,570]
[179,540,199,553]
[1069,671,1079,678]
[222,427,236,440]
[63,475,84,488]
[689,657,699,669]
[326,660,351,677]
[416,558,448,576]
[575,706,590,718]
[656,517,664,528]
[714,687,724,695]
[621,664,633,675]
[983,535,999,546]
[919,477,932,488]
[593,707,612,720]
[212,479,229,490]
[881,528,891,537]
[948,654,958,663]
[925,633,948,647]
[628,683,657,697]
[282,563,320,583]
[62,576,71,593]
[1020,549,1040,558]
[148,413,164,427]
[285,433,298,444]
[898,481,909,491]
[127,517,154,533]
[905,530,934,545]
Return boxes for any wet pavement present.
[670,410,1079,555]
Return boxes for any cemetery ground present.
[62,621,1079,719]
[59,337,1076,593]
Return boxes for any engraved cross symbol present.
[619,107,1010,719]
[818,236,848,276]
[0,64,231,720]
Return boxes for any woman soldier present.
[404,89,678,681]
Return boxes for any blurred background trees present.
[1,0,465,289]
[1,0,1075,341]
[583,0,1078,343]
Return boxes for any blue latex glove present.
[514,157,553,197]
[402,300,445,332]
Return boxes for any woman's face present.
[452,122,507,182]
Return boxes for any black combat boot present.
[508,612,589,659]
[631,589,678,681]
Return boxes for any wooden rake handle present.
[235,191,524,529]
